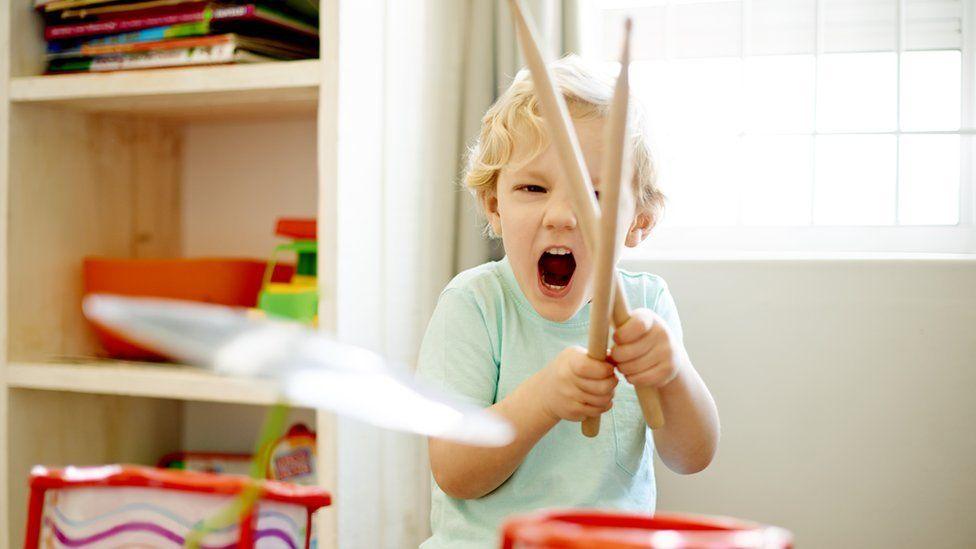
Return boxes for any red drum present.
[501,510,793,549]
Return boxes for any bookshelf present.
[5,361,282,405]
[0,1,410,548]
[9,59,320,119]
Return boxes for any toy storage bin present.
[25,464,330,548]
[82,257,294,360]
[501,510,793,549]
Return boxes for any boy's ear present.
[482,191,502,236]
[624,210,653,247]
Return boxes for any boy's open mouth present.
[537,247,576,297]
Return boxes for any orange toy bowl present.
[501,510,793,549]
[83,257,294,361]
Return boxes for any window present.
[586,0,976,255]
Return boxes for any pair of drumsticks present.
[507,0,665,436]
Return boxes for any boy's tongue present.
[539,253,576,287]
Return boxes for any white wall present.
[621,258,976,548]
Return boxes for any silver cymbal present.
[83,294,514,447]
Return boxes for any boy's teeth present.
[543,281,566,290]
[546,247,571,255]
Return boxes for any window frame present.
[583,0,976,255]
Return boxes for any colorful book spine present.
[56,0,200,21]
[45,3,316,41]
[50,32,230,58]
[47,41,266,72]
[46,2,213,39]
[47,20,210,54]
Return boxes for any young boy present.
[416,55,720,548]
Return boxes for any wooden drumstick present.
[583,18,635,437]
[506,0,600,254]
[507,1,665,435]
[606,22,664,432]
[580,33,627,436]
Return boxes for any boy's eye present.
[517,184,547,193]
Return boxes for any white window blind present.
[603,0,962,57]
[591,0,975,255]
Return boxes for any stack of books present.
[35,0,319,73]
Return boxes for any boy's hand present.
[537,346,618,422]
[610,308,684,389]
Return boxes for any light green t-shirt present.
[416,257,683,549]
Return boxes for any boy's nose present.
[543,197,578,231]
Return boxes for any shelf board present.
[5,360,282,405]
[8,60,320,120]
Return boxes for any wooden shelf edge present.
[9,59,321,102]
[4,361,281,405]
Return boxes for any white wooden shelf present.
[5,360,282,406]
[8,59,320,120]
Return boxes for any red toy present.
[501,510,793,549]
[83,258,294,360]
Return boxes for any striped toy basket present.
[24,464,330,548]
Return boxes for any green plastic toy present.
[257,219,317,324]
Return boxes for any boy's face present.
[485,117,652,322]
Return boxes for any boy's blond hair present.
[464,54,664,231]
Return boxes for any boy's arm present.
[651,356,719,474]
[428,371,557,500]
[429,347,616,499]
[612,308,720,475]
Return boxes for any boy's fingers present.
[614,342,669,375]
[610,335,655,364]
[574,375,618,397]
[580,392,614,408]
[574,401,612,419]
[612,310,656,344]
[616,358,653,378]
[572,356,615,380]
[624,367,667,388]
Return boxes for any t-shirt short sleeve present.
[416,288,499,407]
[652,280,684,345]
